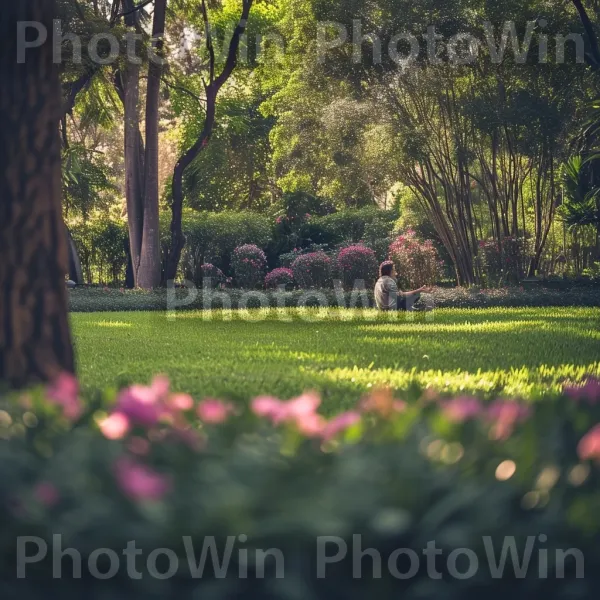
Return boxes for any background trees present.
[55,0,600,287]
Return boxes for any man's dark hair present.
[380,261,394,277]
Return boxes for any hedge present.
[67,286,600,313]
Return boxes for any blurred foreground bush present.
[1,375,599,598]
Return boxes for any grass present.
[71,307,600,412]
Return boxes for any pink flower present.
[115,376,171,427]
[114,458,171,502]
[296,412,327,437]
[168,393,194,412]
[116,386,164,427]
[565,379,600,404]
[99,412,130,440]
[578,424,600,462]
[46,372,83,421]
[278,392,321,423]
[487,400,531,440]
[442,396,482,423]
[252,396,284,419]
[197,399,234,424]
[34,482,59,508]
[322,411,361,441]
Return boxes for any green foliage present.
[304,208,397,247]
[70,218,129,285]
[62,143,117,219]
[561,156,600,230]
[163,210,272,281]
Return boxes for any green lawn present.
[72,307,600,411]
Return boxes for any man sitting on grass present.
[374,261,427,311]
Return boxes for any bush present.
[67,285,600,313]
[163,210,271,281]
[303,207,397,247]
[232,244,267,288]
[265,267,295,290]
[337,244,378,289]
[2,375,600,597]
[389,230,442,288]
[70,218,129,285]
[292,251,332,288]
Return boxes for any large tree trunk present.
[0,0,75,388]
[137,0,167,289]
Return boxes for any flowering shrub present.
[232,244,267,288]
[2,373,600,596]
[337,244,378,289]
[265,267,295,290]
[291,251,333,288]
[389,230,442,288]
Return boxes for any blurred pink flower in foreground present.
[487,400,531,440]
[99,412,130,440]
[115,376,171,427]
[114,457,170,501]
[168,393,194,412]
[442,396,482,423]
[578,424,600,462]
[322,412,361,441]
[197,399,234,424]
[46,372,83,421]
[279,393,321,423]
[565,378,600,404]
[34,482,60,508]
[360,389,406,417]
[251,396,284,419]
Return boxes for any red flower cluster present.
[265,267,295,289]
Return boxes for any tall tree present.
[166,0,254,281]
[0,0,75,387]
[137,0,167,288]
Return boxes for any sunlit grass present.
[71,307,600,411]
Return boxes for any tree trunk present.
[0,0,75,388]
[66,225,84,284]
[114,0,145,288]
[166,0,253,282]
[137,0,167,289]
[122,62,145,286]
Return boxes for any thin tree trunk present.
[121,63,145,285]
[0,0,75,388]
[138,0,167,289]
[115,0,146,288]
[66,226,83,284]
[166,0,253,282]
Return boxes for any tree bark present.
[0,0,75,388]
[114,0,145,288]
[137,0,167,289]
[66,225,84,284]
